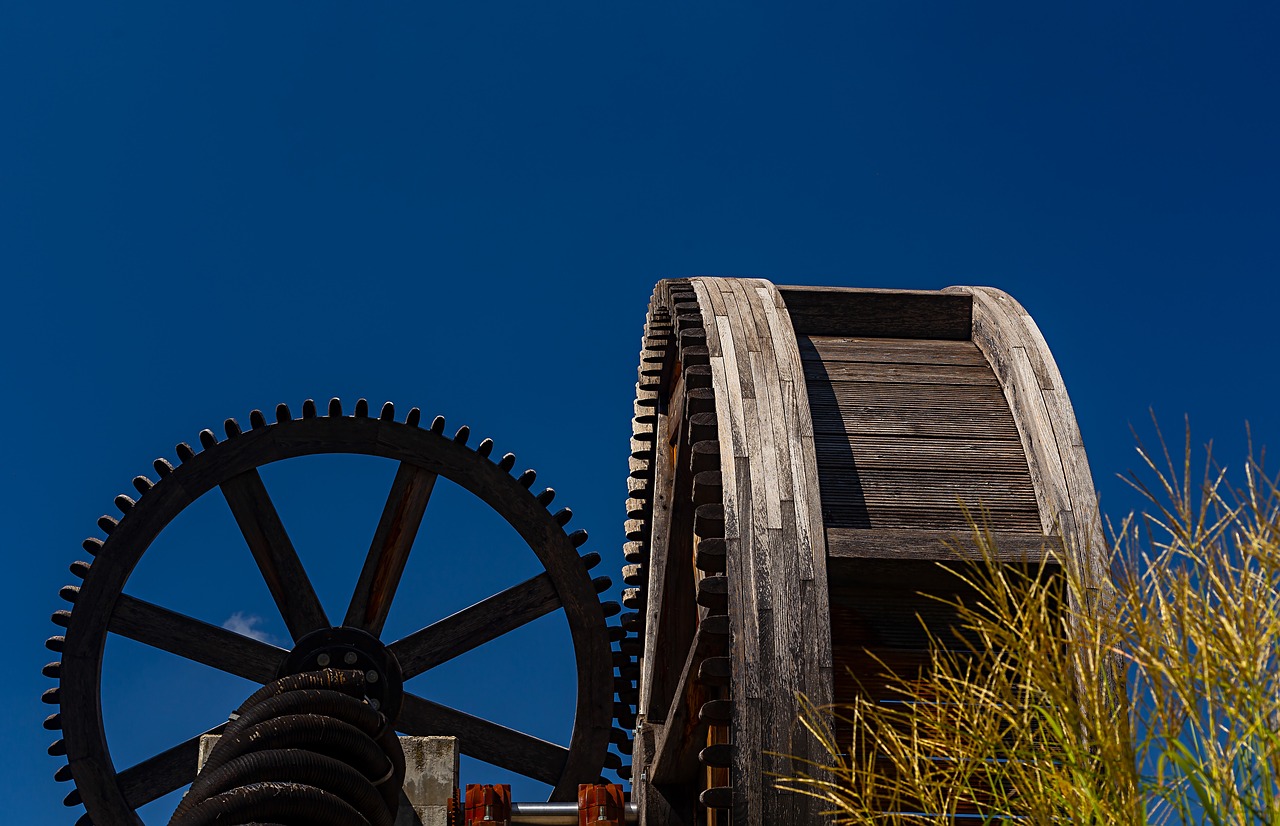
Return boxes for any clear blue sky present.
[4,3,1278,823]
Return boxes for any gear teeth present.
[380,401,395,421]
[621,588,643,608]
[600,601,621,618]
[43,712,61,730]
[579,552,601,570]
[430,415,445,434]
[406,407,421,427]
[176,442,195,462]
[608,627,625,642]
[553,506,572,526]
[517,470,537,488]
[354,399,369,418]
[276,403,292,423]
[603,752,623,770]
[42,661,61,678]
[64,788,83,807]
[303,399,318,418]
[153,457,174,477]
[47,739,65,756]
[224,418,242,437]
[592,576,612,593]
[198,428,217,449]
[536,488,555,506]
[328,397,343,417]
[46,636,64,652]
[454,425,470,444]
[51,610,72,628]
[96,515,117,534]
[249,409,267,429]
[69,560,91,579]
[54,764,73,782]
[114,494,135,513]
[132,476,153,495]
[42,686,60,704]
[617,765,633,781]
[568,529,589,547]
[81,538,102,556]
[476,438,494,458]
[622,564,644,586]
[498,453,516,472]
[610,729,632,748]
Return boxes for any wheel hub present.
[281,626,405,721]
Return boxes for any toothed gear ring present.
[43,399,625,825]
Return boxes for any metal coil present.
[169,669,405,826]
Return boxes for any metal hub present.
[281,626,405,721]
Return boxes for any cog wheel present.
[43,398,629,825]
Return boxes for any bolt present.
[369,698,380,710]
[366,669,380,684]
[317,653,331,667]
[343,651,358,665]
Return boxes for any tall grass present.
[778,431,1280,824]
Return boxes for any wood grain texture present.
[109,594,288,683]
[778,286,973,340]
[387,571,562,679]
[943,286,1107,587]
[345,461,437,634]
[692,277,833,826]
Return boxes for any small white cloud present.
[223,611,273,643]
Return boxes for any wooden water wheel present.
[621,278,1106,825]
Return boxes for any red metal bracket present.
[465,784,511,825]
[578,784,625,825]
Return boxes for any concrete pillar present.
[196,734,459,826]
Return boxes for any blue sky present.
[4,3,1278,823]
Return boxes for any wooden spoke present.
[396,693,568,786]
[344,462,438,634]
[388,572,562,679]
[119,723,226,808]
[109,594,288,683]
[220,469,329,639]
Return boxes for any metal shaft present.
[509,801,639,824]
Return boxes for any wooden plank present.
[815,434,1034,471]
[820,504,1044,533]
[397,692,569,786]
[388,572,562,679]
[826,527,1062,563]
[220,468,329,640]
[816,468,1041,509]
[812,381,1014,412]
[693,277,833,826]
[803,360,1000,386]
[799,336,989,367]
[649,622,718,784]
[809,404,1021,439]
[778,286,972,339]
[345,461,437,634]
[109,594,288,683]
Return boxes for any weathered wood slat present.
[344,461,438,634]
[811,381,1014,411]
[799,336,990,367]
[826,527,1062,563]
[388,572,562,679]
[778,286,973,340]
[109,594,287,683]
[803,360,1000,386]
[809,405,1022,439]
[692,276,832,826]
[220,468,329,640]
[821,505,1044,533]
[397,693,569,786]
[815,434,1033,470]
[817,468,1040,507]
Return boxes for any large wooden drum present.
[621,278,1105,825]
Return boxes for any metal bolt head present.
[343,651,359,665]
[316,653,331,667]
[369,698,380,710]
[365,669,380,684]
